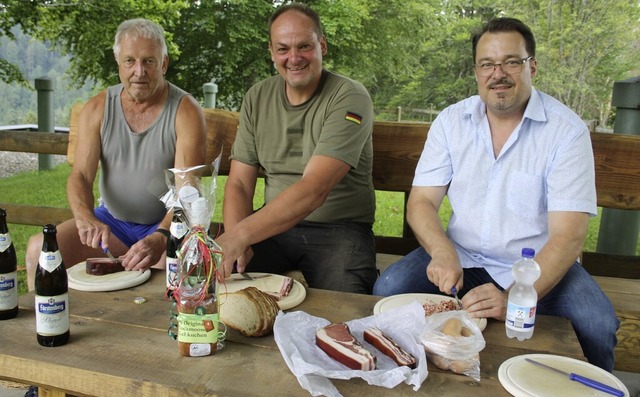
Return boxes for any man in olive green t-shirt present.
[215,3,376,294]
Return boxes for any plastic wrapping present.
[420,310,485,381]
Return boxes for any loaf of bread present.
[219,286,279,337]
[363,327,416,369]
[316,323,376,371]
[85,258,125,276]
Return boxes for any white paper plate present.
[373,293,487,331]
[220,273,306,310]
[498,354,628,397]
[67,262,151,292]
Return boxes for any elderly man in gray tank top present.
[24,18,206,291]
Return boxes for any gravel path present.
[0,151,67,178]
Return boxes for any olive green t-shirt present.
[230,70,375,224]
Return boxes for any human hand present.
[426,253,463,296]
[215,232,250,279]
[461,283,508,321]
[234,246,254,274]
[75,217,111,250]
[121,232,165,271]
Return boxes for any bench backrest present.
[62,103,640,275]
[67,103,429,194]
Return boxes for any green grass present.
[3,163,638,296]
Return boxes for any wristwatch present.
[154,228,171,239]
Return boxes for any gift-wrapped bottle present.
[174,229,221,357]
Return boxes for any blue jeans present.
[373,247,620,372]
[248,221,377,294]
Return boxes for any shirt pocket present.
[506,171,545,218]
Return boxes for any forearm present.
[227,177,326,246]
[534,234,585,298]
[534,212,589,298]
[67,173,98,221]
[407,188,458,263]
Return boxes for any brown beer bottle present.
[35,224,70,346]
[0,208,18,320]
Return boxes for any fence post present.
[596,76,640,255]
[35,77,55,171]
[203,79,218,109]
[397,106,402,122]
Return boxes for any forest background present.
[1,0,639,128]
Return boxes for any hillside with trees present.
[0,26,94,126]
[1,0,639,126]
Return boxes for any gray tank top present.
[99,83,188,224]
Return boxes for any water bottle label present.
[166,257,179,289]
[170,222,188,239]
[506,302,537,331]
[39,251,63,273]
[0,272,18,309]
[0,233,12,252]
[35,293,70,335]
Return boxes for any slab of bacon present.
[316,323,376,371]
[363,327,416,369]
[266,276,294,301]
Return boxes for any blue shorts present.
[94,206,160,247]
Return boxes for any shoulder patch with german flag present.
[345,111,363,125]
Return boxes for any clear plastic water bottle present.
[505,248,541,340]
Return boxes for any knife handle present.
[569,373,624,397]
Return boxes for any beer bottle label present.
[0,271,18,309]
[39,251,63,273]
[35,293,70,335]
[166,256,179,289]
[170,222,188,239]
[0,233,12,253]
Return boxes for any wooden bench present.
[1,103,638,373]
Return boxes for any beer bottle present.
[0,208,18,320]
[35,224,70,346]
[166,207,187,291]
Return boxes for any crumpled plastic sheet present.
[273,301,428,397]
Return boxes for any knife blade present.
[233,261,254,280]
[103,246,115,260]
[451,287,463,309]
[240,272,255,280]
[525,358,624,397]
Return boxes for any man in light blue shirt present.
[373,17,618,371]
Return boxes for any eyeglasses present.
[474,56,534,76]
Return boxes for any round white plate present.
[67,262,151,292]
[373,293,487,331]
[498,354,628,397]
[220,273,306,310]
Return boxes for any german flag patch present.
[345,111,363,125]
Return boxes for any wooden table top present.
[1,270,585,397]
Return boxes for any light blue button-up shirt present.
[413,89,597,288]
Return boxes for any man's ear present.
[320,35,327,56]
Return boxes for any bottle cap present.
[521,248,535,258]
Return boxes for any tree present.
[1,0,639,125]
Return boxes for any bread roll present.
[441,318,462,336]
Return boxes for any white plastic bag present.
[420,310,485,381]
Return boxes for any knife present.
[525,358,624,397]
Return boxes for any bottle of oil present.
[0,208,18,320]
[35,224,70,346]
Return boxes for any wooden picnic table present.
[0,270,585,397]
